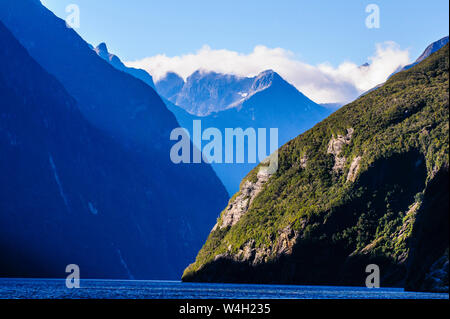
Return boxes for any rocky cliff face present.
[182,45,449,292]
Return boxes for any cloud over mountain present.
[126,42,410,104]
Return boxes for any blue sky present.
[40,0,449,103]
[41,0,448,64]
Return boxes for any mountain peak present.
[187,69,231,81]
[258,69,276,76]
[252,69,284,91]
[155,72,185,101]
[94,42,112,62]
[96,42,108,54]
[163,71,184,81]
[255,69,281,81]
[187,69,207,80]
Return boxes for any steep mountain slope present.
[0,0,228,279]
[397,36,449,74]
[416,36,449,63]
[183,45,449,292]
[0,0,169,150]
[94,42,156,89]
[320,103,342,111]
[0,21,166,279]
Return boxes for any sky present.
[40,0,449,103]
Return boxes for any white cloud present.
[125,42,410,104]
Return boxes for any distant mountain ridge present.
[156,69,303,116]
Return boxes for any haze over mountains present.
[158,69,331,194]
[93,42,332,195]
[0,0,228,279]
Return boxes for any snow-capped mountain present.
[157,70,308,116]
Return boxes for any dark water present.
[0,279,448,299]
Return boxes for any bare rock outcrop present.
[327,128,354,173]
[347,156,362,182]
[299,155,308,169]
[214,170,271,230]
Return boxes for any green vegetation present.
[183,45,449,281]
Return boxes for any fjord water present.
[0,279,447,299]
